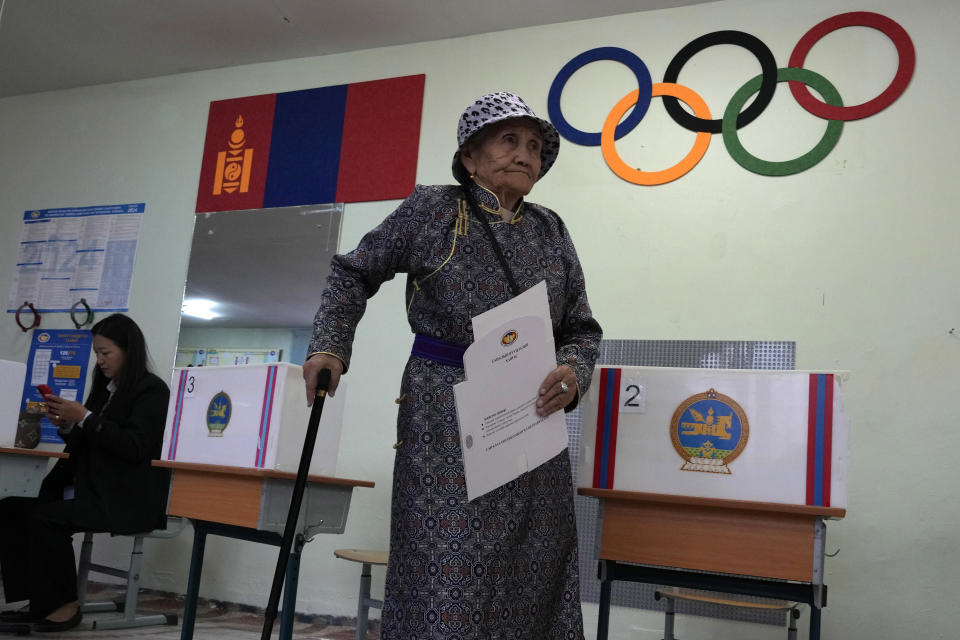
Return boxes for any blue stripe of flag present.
[263,85,348,208]
[169,370,188,459]
[814,374,826,505]
[257,366,277,467]
[599,369,617,488]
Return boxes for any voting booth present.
[579,366,849,508]
[162,363,345,475]
[578,365,850,640]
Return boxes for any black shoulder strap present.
[462,185,520,296]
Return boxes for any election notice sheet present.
[453,281,568,501]
[6,203,144,312]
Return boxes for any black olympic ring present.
[661,30,778,134]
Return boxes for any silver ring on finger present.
[560,381,570,394]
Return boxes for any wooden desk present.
[579,488,845,640]
[153,460,374,640]
[0,446,67,499]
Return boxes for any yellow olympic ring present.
[600,83,712,186]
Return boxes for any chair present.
[654,588,802,640]
[76,516,186,630]
[333,548,389,640]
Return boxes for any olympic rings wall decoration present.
[546,11,915,185]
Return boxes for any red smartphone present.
[36,384,55,398]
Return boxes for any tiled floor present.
[1,582,379,639]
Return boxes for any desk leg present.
[809,605,821,640]
[180,522,208,640]
[597,560,612,640]
[279,538,302,640]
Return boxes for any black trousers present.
[0,496,83,615]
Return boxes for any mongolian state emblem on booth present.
[670,388,749,474]
[206,391,232,437]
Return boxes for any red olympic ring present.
[548,11,915,183]
[788,11,915,121]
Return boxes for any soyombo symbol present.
[546,11,915,185]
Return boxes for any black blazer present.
[40,372,170,534]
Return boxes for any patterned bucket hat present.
[452,91,560,184]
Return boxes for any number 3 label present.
[184,374,197,399]
[620,377,646,413]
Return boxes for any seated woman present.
[0,314,169,632]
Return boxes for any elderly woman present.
[304,92,601,639]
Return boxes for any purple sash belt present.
[411,334,468,368]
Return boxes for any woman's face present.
[460,118,542,210]
[93,335,126,380]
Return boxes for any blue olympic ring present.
[547,47,652,146]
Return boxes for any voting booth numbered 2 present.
[580,366,849,506]
[578,366,849,640]
[162,362,346,475]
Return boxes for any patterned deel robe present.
[309,183,602,640]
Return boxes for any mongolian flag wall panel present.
[196,74,425,213]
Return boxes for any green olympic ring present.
[722,68,844,176]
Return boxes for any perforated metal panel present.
[565,339,796,625]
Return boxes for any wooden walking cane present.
[261,368,331,640]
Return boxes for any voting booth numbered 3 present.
[162,362,345,475]
[578,366,849,640]
[156,362,369,640]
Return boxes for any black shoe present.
[33,609,82,633]
[0,609,44,623]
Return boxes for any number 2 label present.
[620,377,646,413]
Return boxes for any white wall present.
[1,0,957,638]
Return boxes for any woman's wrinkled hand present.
[43,394,87,426]
[302,353,344,406]
[536,365,577,417]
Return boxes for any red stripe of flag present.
[196,93,277,213]
[335,74,425,203]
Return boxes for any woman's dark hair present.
[90,313,152,394]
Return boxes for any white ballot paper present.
[471,280,553,347]
[453,281,567,501]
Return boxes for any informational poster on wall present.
[19,329,93,443]
[6,203,144,313]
